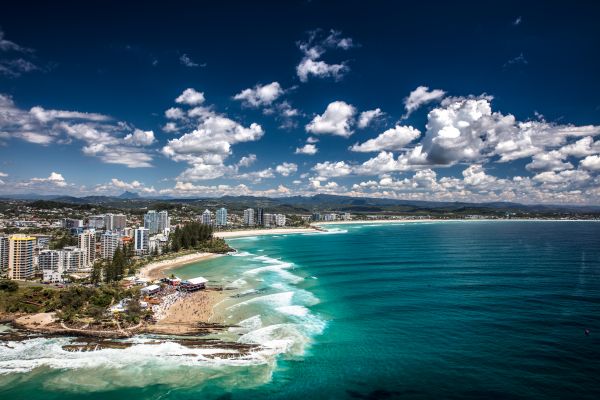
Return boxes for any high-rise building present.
[216,208,228,227]
[104,213,126,231]
[312,212,321,222]
[275,214,286,227]
[101,231,121,260]
[8,234,35,280]
[158,210,170,233]
[0,236,9,278]
[62,246,85,271]
[263,213,275,227]
[134,227,149,254]
[257,208,264,226]
[149,233,168,255]
[144,210,160,235]
[243,208,255,226]
[88,215,105,229]
[39,249,63,272]
[78,230,96,268]
[40,249,68,283]
[201,209,212,225]
[323,213,337,222]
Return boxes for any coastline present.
[138,252,221,281]
[314,218,600,226]
[146,289,227,335]
[314,219,441,226]
[214,227,319,239]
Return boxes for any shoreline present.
[137,252,221,281]
[214,227,319,239]
[146,288,227,335]
[314,218,600,226]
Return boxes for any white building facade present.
[243,208,255,226]
[216,207,227,227]
[134,227,150,255]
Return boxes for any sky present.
[1,0,600,204]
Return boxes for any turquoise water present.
[1,221,600,399]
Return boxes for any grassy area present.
[0,280,148,324]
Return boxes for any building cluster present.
[243,208,286,227]
[310,212,352,222]
[0,201,357,283]
[198,207,287,228]
[0,209,172,283]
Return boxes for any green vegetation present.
[286,214,310,227]
[0,283,146,324]
[169,222,232,253]
[91,244,134,284]
[49,229,78,249]
[0,280,19,292]
[56,285,145,324]
[0,285,60,314]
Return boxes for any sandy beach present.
[314,218,442,226]
[147,289,226,335]
[138,252,221,281]
[214,227,319,238]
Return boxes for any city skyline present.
[1,1,600,204]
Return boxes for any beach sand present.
[147,289,226,335]
[13,312,57,330]
[214,227,318,238]
[314,219,441,226]
[138,252,220,281]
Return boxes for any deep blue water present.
[1,221,600,399]
[231,221,600,399]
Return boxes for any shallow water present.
[1,221,600,399]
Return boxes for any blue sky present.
[1,1,600,203]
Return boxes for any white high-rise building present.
[62,246,85,271]
[216,208,227,227]
[145,210,169,234]
[78,230,96,268]
[158,211,170,233]
[144,210,159,234]
[134,227,150,254]
[275,214,286,227]
[104,214,126,231]
[40,249,65,283]
[8,234,35,280]
[101,231,121,260]
[201,209,212,225]
[243,208,255,226]
[39,250,63,272]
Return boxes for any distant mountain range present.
[1,192,600,215]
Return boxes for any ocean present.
[1,221,600,399]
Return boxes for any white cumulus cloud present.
[306,101,356,137]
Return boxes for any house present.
[165,277,181,286]
[179,277,208,292]
[141,284,161,296]
[43,270,63,283]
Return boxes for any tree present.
[90,261,103,285]
[110,247,126,282]
[0,280,18,292]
